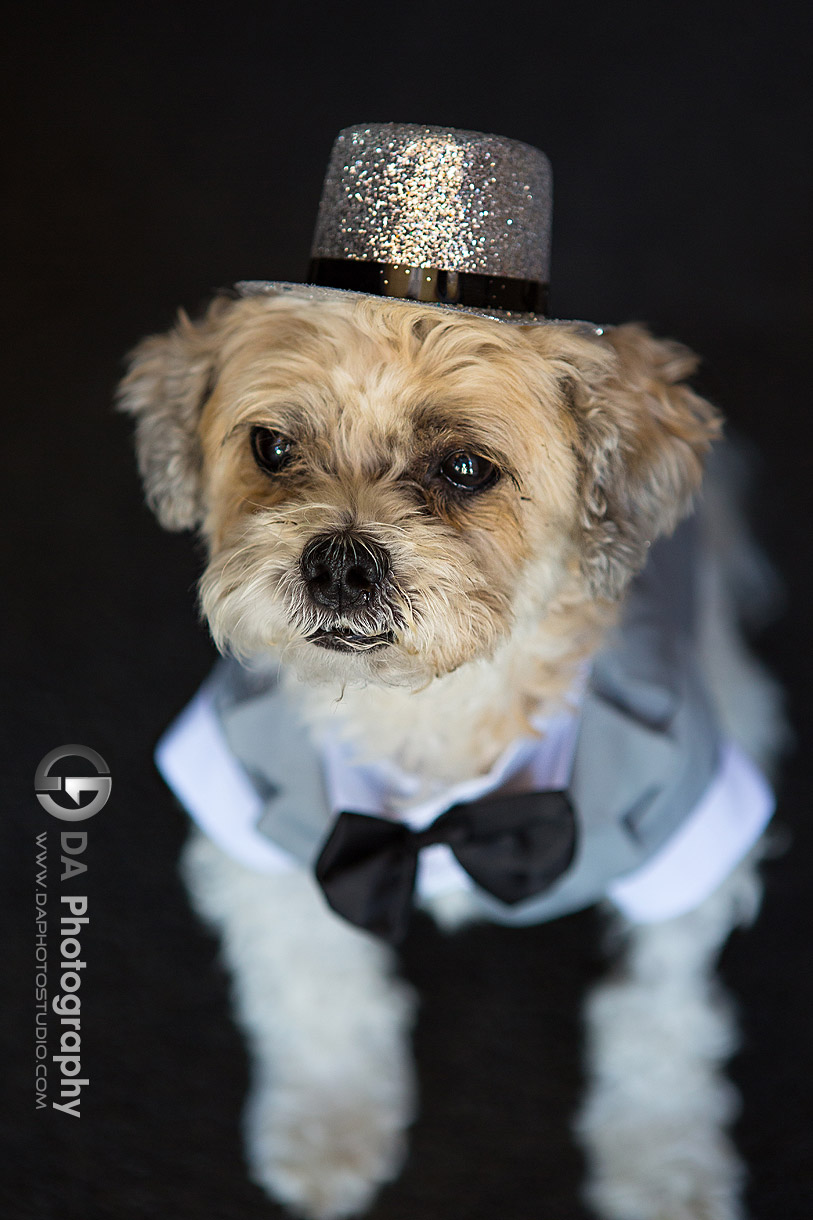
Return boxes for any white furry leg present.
[181,831,416,1220]
[575,859,762,1220]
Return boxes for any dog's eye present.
[251,426,294,475]
[437,451,498,491]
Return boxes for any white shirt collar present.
[318,694,586,832]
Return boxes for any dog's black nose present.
[300,533,390,610]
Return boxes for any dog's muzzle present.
[300,532,395,651]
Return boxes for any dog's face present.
[120,294,719,687]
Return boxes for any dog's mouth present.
[307,626,395,653]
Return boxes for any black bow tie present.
[314,789,577,943]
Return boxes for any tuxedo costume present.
[156,513,773,941]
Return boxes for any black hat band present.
[307,258,549,316]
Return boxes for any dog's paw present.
[244,1082,411,1220]
[583,1126,745,1220]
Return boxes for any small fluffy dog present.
[120,290,782,1220]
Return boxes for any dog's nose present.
[300,533,390,610]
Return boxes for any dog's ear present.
[548,323,722,600]
[117,295,234,530]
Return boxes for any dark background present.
[3,3,811,1217]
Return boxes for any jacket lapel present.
[220,686,333,866]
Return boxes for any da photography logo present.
[34,744,110,1117]
[35,745,111,821]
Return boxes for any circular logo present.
[35,745,112,821]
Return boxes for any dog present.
[119,287,783,1220]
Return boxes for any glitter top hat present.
[238,123,554,322]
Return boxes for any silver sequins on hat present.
[236,121,601,324]
[311,123,552,282]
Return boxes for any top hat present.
[238,123,559,325]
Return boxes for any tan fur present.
[119,293,720,783]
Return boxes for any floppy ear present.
[117,296,234,530]
[550,323,722,599]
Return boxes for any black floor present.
[3,4,812,1217]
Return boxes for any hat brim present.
[235,280,603,335]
